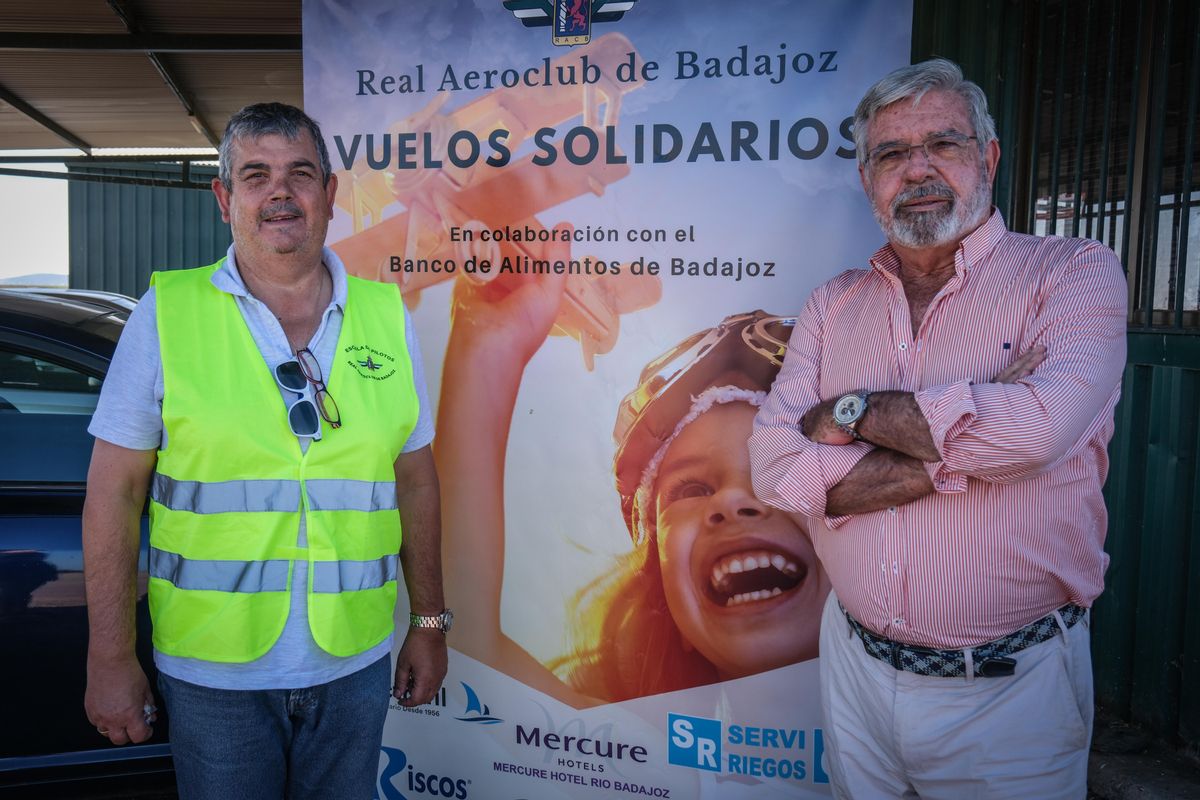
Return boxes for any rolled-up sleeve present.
[750,284,872,527]
[914,241,1127,484]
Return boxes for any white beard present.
[874,167,993,249]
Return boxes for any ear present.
[984,138,1000,184]
[212,177,232,224]
[858,161,871,197]
[324,172,339,220]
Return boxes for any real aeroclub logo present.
[502,0,639,46]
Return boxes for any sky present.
[0,149,215,285]
[0,165,69,284]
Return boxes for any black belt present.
[843,604,1087,678]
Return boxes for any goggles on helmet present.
[612,310,795,541]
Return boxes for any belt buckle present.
[976,656,1017,677]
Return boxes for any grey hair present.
[217,102,333,190]
[853,58,997,166]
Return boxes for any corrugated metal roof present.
[0,1,301,150]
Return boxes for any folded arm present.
[750,283,925,526]
[855,243,1127,486]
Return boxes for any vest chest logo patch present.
[344,344,397,380]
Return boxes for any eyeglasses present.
[274,348,341,437]
[867,133,979,174]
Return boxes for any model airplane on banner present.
[331,33,661,369]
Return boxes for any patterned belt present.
[843,604,1088,678]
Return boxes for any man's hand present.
[800,397,856,446]
[84,654,156,745]
[392,627,448,707]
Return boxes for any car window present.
[0,349,102,414]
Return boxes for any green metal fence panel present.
[1095,361,1149,717]
[1130,356,1195,737]
[67,163,231,299]
[1107,334,1200,744]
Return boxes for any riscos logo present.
[666,713,830,784]
[375,747,472,800]
[502,0,640,46]
[454,682,503,724]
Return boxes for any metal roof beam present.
[106,1,220,147]
[0,83,92,154]
[0,33,301,53]
[0,155,214,164]
[0,166,210,190]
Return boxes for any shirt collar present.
[869,208,1008,279]
[211,243,349,311]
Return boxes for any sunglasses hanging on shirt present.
[274,348,342,438]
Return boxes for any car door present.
[0,329,167,775]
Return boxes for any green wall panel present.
[67,163,231,299]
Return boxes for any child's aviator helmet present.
[612,311,795,544]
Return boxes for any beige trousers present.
[818,591,1092,800]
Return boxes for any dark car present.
[0,289,174,796]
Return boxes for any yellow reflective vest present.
[148,261,417,662]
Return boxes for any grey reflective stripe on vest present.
[311,555,398,593]
[152,473,301,514]
[149,547,290,593]
[305,479,398,512]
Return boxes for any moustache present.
[892,183,956,212]
[260,203,304,221]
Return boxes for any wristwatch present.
[832,393,870,439]
[409,608,454,634]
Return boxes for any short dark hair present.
[217,102,333,190]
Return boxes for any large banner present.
[303,2,911,797]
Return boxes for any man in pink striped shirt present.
[749,58,1126,798]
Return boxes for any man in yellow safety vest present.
[82,102,448,800]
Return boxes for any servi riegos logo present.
[503,0,641,46]
[668,713,831,785]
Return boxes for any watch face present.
[440,609,454,633]
[834,395,864,424]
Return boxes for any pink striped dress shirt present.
[749,211,1128,649]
